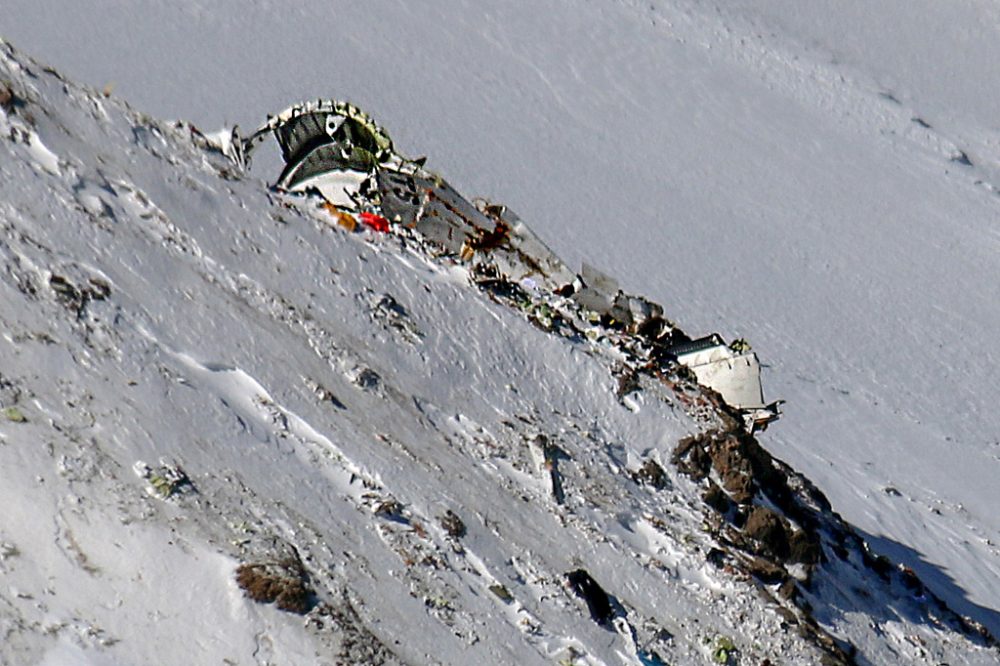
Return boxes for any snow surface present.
[0,40,994,665]
[4,5,999,637]
[2,0,1000,663]
[0,43,849,664]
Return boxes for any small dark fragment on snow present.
[537,435,568,505]
[489,583,514,604]
[87,277,112,300]
[0,83,13,113]
[49,273,113,319]
[549,465,566,505]
[439,510,466,538]
[0,81,28,115]
[353,368,381,390]
[374,498,406,522]
[566,569,614,627]
[879,90,901,104]
[49,274,80,302]
[310,380,347,409]
[706,547,728,568]
[615,366,641,402]
[951,150,973,167]
[635,459,670,490]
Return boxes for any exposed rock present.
[307,594,399,665]
[373,497,406,521]
[900,567,925,596]
[488,584,514,604]
[706,547,729,569]
[0,81,23,115]
[778,577,799,601]
[744,506,790,561]
[703,482,734,516]
[722,472,756,505]
[747,556,786,585]
[709,435,757,503]
[672,434,712,480]
[615,366,641,402]
[788,529,821,565]
[862,549,893,581]
[776,606,799,626]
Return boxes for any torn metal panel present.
[239,99,780,433]
[283,161,373,209]
[669,335,782,431]
[679,344,765,409]
[245,99,577,289]
[244,99,394,166]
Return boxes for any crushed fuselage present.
[237,99,781,432]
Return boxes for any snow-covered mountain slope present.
[4,1,1000,638]
[1,40,998,665]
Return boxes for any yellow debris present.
[459,242,475,262]
[323,203,357,231]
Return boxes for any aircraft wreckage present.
[219,99,782,432]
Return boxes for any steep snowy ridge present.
[0,41,996,666]
[5,5,1000,637]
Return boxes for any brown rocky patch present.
[788,529,822,565]
[746,556,787,585]
[671,433,712,480]
[635,459,670,490]
[702,482,734,515]
[744,506,791,561]
[236,554,314,614]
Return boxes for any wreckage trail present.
[1,44,997,664]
